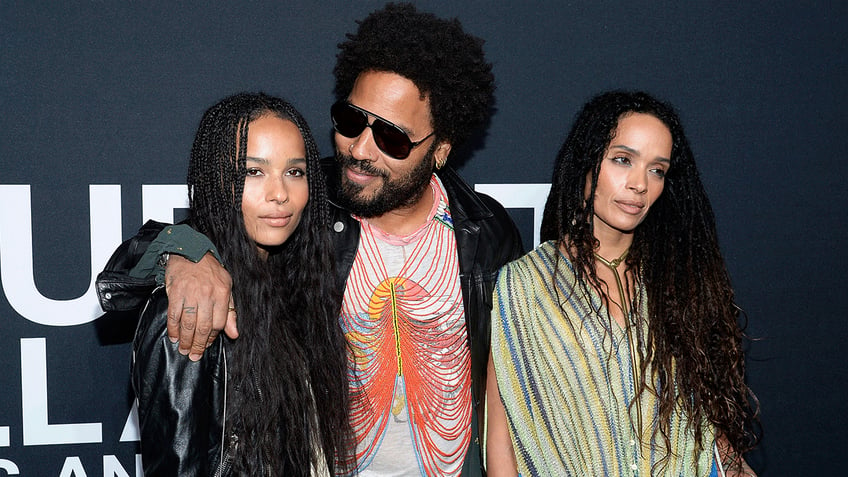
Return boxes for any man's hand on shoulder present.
[165,252,237,361]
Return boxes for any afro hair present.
[334,2,495,147]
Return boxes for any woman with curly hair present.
[130,93,351,475]
[486,91,759,476]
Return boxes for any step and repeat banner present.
[1,2,845,475]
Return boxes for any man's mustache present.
[336,151,389,179]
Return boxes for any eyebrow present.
[610,144,671,164]
[245,156,308,165]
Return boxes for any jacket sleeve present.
[96,220,221,313]
[131,287,225,476]
[96,220,168,313]
[480,193,526,264]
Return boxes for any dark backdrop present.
[1,1,844,475]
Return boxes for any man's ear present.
[433,141,452,169]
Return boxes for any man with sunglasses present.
[97,3,522,476]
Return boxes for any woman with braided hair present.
[130,93,351,475]
[486,91,759,476]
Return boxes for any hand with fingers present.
[164,252,238,361]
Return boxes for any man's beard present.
[334,144,436,218]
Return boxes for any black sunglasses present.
[331,101,434,160]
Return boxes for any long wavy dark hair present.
[541,91,759,469]
[186,92,352,474]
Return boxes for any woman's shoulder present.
[495,242,560,298]
[497,241,585,304]
[501,241,564,275]
[493,242,568,338]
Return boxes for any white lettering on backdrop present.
[0,184,188,326]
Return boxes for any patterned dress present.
[491,241,716,476]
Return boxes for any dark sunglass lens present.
[371,119,412,159]
[331,103,367,138]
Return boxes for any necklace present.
[341,178,471,475]
[594,249,630,319]
[594,248,645,457]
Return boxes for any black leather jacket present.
[132,286,238,476]
[107,234,302,476]
[96,164,523,476]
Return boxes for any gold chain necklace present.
[594,248,645,455]
[594,249,630,318]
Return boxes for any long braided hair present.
[186,92,351,474]
[541,90,759,468]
